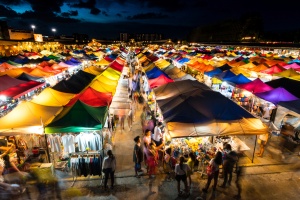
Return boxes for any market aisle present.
[113,101,144,177]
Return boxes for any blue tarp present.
[223,73,251,85]
[70,58,81,64]
[64,60,79,66]
[177,58,190,64]
[288,59,300,64]
[204,68,222,77]
[146,67,170,79]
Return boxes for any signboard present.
[34,34,43,42]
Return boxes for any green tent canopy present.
[45,101,108,133]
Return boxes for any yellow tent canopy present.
[95,58,111,66]
[167,118,268,137]
[101,67,121,80]
[0,68,33,78]
[90,80,117,94]
[84,65,104,75]
[0,101,62,134]
[31,88,75,106]
[154,59,171,69]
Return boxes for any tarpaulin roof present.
[164,66,186,79]
[153,80,267,137]
[278,99,300,114]
[236,78,274,94]
[17,72,44,82]
[52,70,96,93]
[148,74,174,88]
[83,65,104,75]
[204,68,223,77]
[218,64,232,71]
[0,67,32,78]
[223,73,251,85]
[166,118,268,137]
[274,68,299,78]
[283,63,300,69]
[174,74,196,81]
[153,80,211,100]
[66,87,112,107]
[265,77,300,98]
[146,66,170,79]
[0,75,27,92]
[29,68,55,77]
[90,76,117,94]
[214,70,236,80]
[109,61,124,72]
[255,87,299,105]
[260,65,285,75]
[101,67,121,80]
[154,59,171,69]
[45,101,108,133]
[0,101,62,134]
[31,88,75,106]
[0,80,45,99]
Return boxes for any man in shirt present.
[152,122,164,147]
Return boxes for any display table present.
[215,137,250,152]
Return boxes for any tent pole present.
[44,134,51,163]
[252,135,257,163]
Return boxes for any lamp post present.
[52,28,56,37]
[31,25,35,35]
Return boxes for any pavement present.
[11,102,300,200]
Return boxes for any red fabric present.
[0,75,27,91]
[236,78,273,94]
[0,80,45,99]
[148,74,174,89]
[66,87,113,106]
[109,61,123,72]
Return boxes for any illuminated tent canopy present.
[255,87,299,105]
[0,102,63,135]
[45,101,108,133]
[31,88,75,106]
[236,78,273,94]
[154,80,268,137]
[266,77,300,98]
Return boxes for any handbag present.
[257,138,262,144]
[206,165,214,177]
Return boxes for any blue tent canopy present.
[223,73,251,85]
[155,83,254,123]
[146,66,170,79]
[177,58,190,64]
[214,70,236,80]
[218,64,232,71]
[204,68,222,77]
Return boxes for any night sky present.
[0,0,299,40]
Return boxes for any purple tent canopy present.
[255,87,299,105]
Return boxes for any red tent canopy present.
[0,80,45,99]
[0,75,27,92]
[260,65,285,75]
[66,87,113,107]
[109,61,124,72]
[236,78,274,94]
[148,74,174,89]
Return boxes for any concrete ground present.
[14,102,300,200]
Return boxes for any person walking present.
[133,136,143,178]
[147,142,158,178]
[102,150,116,190]
[175,156,190,197]
[186,152,196,189]
[202,151,222,195]
[256,133,269,157]
[220,150,238,188]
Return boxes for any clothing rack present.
[70,151,104,187]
